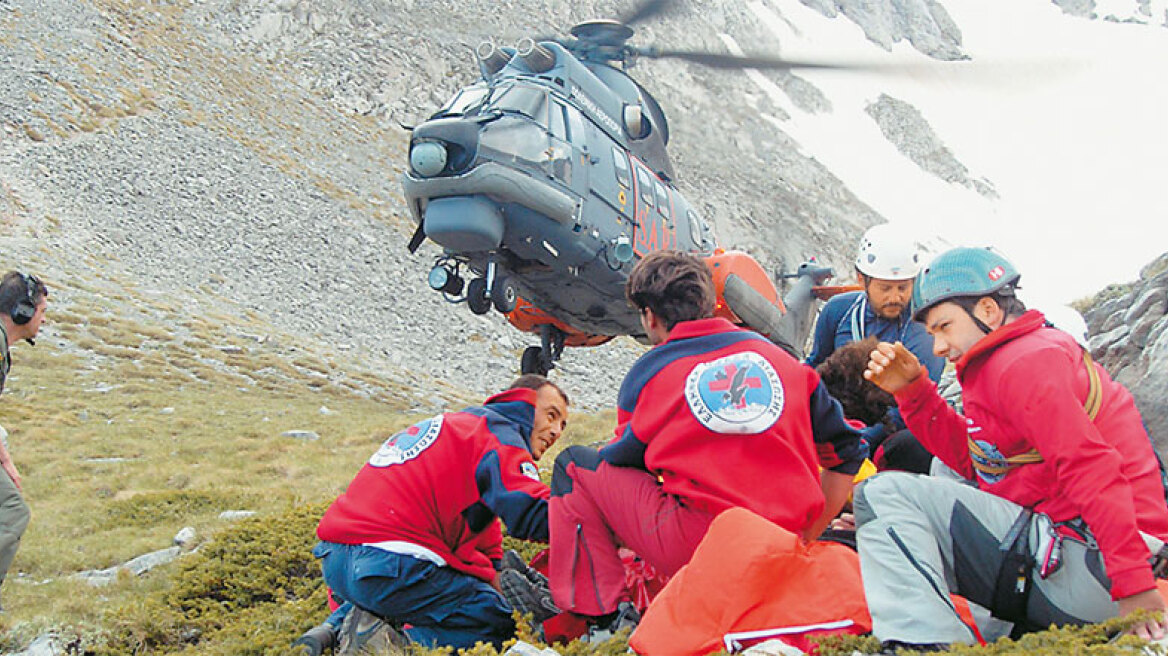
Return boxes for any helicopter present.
[401,0,847,376]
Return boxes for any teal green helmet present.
[911,247,1021,322]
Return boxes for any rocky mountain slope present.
[1081,253,1168,455]
[0,0,912,409]
[1,0,1165,418]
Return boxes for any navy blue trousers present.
[313,541,515,650]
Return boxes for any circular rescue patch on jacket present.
[685,352,784,434]
[369,416,443,467]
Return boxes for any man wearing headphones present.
[0,271,49,609]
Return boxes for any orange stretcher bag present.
[630,507,871,655]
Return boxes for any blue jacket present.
[806,291,946,383]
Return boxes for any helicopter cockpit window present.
[612,147,631,188]
[636,168,654,207]
[654,181,670,219]
[436,84,489,117]
[549,101,567,141]
[687,210,705,246]
[488,85,548,126]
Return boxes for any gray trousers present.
[854,471,1161,645]
[0,466,29,586]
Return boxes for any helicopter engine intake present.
[516,38,557,73]
[476,41,512,76]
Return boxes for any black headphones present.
[10,273,41,325]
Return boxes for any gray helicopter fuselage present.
[402,41,717,337]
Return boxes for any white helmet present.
[855,224,921,281]
[1040,304,1089,348]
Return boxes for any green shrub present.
[106,490,264,527]
[94,502,327,655]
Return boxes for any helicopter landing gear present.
[520,324,566,376]
[465,259,519,315]
[521,346,545,376]
[492,277,518,313]
[466,278,491,315]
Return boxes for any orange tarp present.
[631,507,871,655]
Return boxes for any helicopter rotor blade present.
[636,47,859,70]
[619,0,675,27]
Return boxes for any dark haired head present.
[0,271,48,316]
[508,374,570,406]
[950,292,1027,324]
[815,338,895,427]
[625,250,715,331]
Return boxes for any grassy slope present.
[0,270,618,651]
[0,291,1153,655]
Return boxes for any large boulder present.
[1080,252,1168,456]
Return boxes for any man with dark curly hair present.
[817,338,932,474]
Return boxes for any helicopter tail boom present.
[715,258,834,360]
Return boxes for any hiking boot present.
[500,568,561,623]
[879,640,949,654]
[584,601,640,644]
[502,549,529,575]
[336,606,409,655]
[292,622,338,656]
[502,549,550,587]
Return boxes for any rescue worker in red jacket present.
[300,374,568,653]
[858,246,1168,653]
[546,250,867,641]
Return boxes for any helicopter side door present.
[552,99,590,198]
[546,98,577,190]
[630,158,677,256]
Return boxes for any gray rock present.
[1130,302,1167,349]
[1123,286,1167,324]
[1053,0,1097,19]
[174,526,197,547]
[218,510,257,521]
[865,93,997,198]
[799,0,968,60]
[73,546,181,587]
[1088,324,1130,357]
[5,633,67,656]
[281,429,320,440]
[122,546,182,576]
[1081,252,1168,456]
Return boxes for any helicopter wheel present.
[521,346,549,376]
[467,278,491,315]
[493,277,518,313]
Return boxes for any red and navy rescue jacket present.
[896,310,1168,599]
[600,317,867,535]
[317,388,550,582]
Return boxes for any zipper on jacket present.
[570,523,581,608]
[569,523,606,613]
[579,526,605,612]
